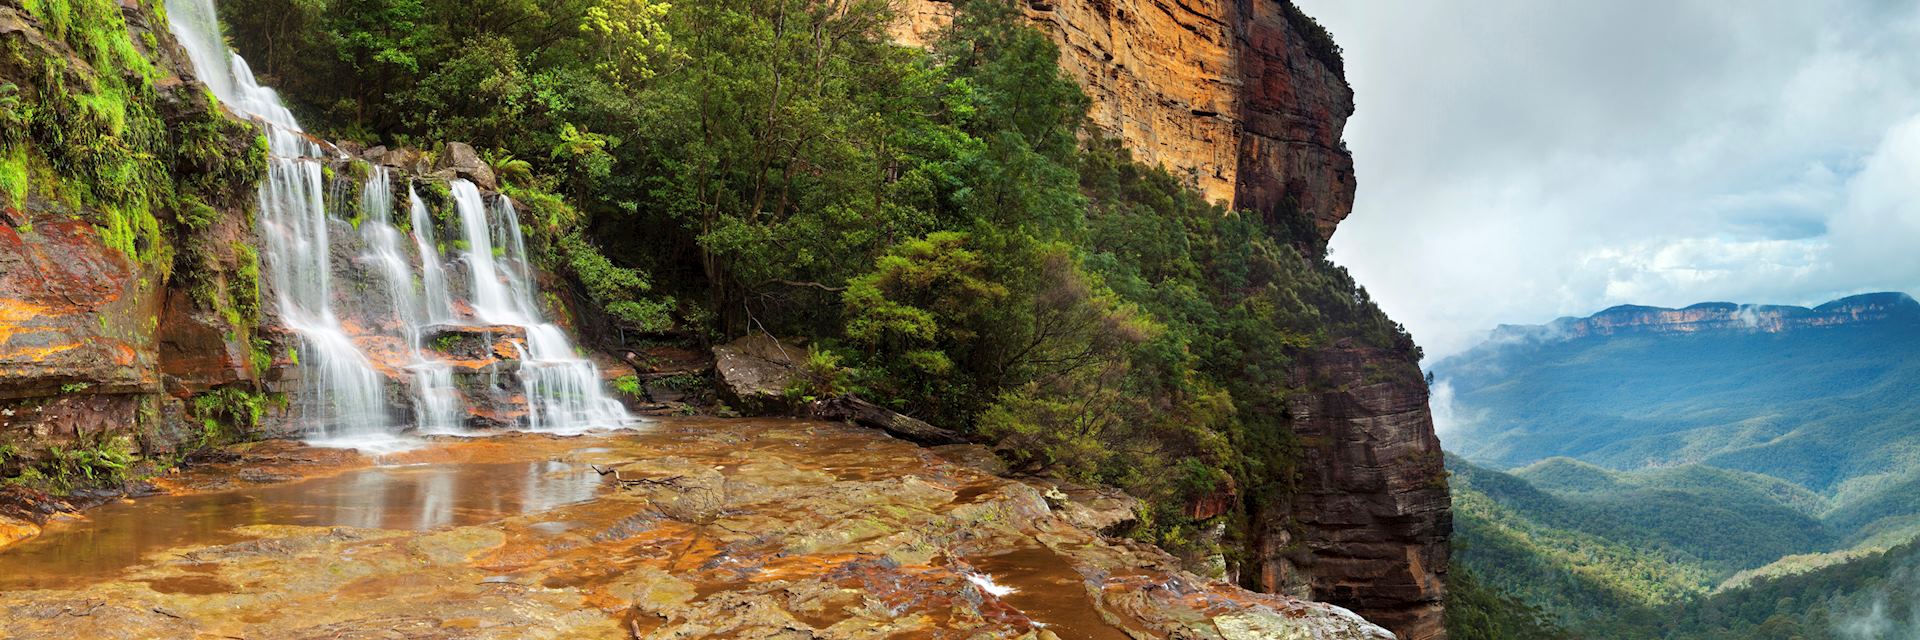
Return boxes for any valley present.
[1437,293,1920,638]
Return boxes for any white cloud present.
[1295,0,1920,359]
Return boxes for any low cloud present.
[1296,0,1920,359]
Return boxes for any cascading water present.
[358,168,464,434]
[165,0,632,441]
[447,183,631,432]
[407,188,457,325]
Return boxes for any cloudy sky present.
[1295,0,1920,359]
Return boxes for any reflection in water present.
[967,547,1134,640]
[0,459,606,590]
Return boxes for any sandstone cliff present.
[895,2,1450,637]
[892,0,1356,241]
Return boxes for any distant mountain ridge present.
[1439,296,1920,636]
[1489,292,1920,341]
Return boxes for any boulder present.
[431,142,497,191]
[711,334,801,414]
[373,147,417,168]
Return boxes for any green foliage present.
[1449,455,1715,627]
[10,434,136,493]
[784,345,853,401]
[579,0,673,88]
[191,386,268,444]
[248,337,274,374]
[4,0,264,328]
[559,231,673,331]
[0,147,26,209]
[612,375,643,398]
[1445,564,1571,640]
[483,148,533,188]
[211,0,1413,564]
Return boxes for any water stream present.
[164,0,631,441]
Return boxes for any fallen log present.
[810,395,967,446]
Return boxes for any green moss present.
[0,148,26,208]
[248,337,273,374]
[231,242,261,323]
[192,386,267,441]
[9,435,136,493]
[7,0,262,271]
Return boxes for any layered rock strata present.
[894,2,1450,637]
[890,0,1356,240]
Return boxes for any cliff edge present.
[896,2,1449,637]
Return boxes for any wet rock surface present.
[0,418,1393,639]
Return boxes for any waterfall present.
[164,0,632,440]
[255,137,390,439]
[359,168,464,434]
[448,183,631,432]
[408,188,456,325]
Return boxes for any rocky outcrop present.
[0,419,1397,639]
[430,141,497,191]
[891,0,1356,241]
[1494,292,1920,341]
[1260,339,1451,639]
[0,0,286,472]
[712,333,803,413]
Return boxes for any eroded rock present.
[431,142,497,191]
[0,419,1396,639]
[712,334,801,414]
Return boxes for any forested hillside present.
[1449,455,1920,638]
[202,0,1415,570]
[1436,293,1920,517]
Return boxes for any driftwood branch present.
[811,394,966,445]
[591,465,688,489]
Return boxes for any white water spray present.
[165,0,632,442]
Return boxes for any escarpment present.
[896,2,1451,637]
[1493,291,1920,341]
[891,0,1357,241]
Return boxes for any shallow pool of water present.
[0,456,607,590]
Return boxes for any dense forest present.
[179,0,1415,566]
[1446,454,1920,639]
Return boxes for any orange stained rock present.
[0,420,1398,639]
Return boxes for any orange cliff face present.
[890,0,1356,241]
[894,2,1447,638]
